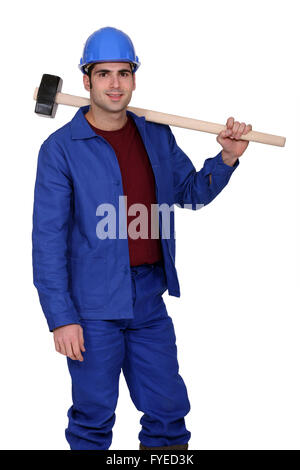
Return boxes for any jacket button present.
[114,180,120,186]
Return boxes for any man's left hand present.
[217,117,252,167]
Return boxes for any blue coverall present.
[32,105,239,449]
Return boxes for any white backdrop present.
[1,0,299,450]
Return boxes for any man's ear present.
[83,74,91,92]
[132,73,136,91]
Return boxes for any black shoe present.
[139,443,188,450]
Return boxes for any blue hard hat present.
[79,26,141,74]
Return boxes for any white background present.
[1,0,299,450]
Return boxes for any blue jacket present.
[32,105,239,331]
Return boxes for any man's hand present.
[53,324,85,362]
[216,117,252,167]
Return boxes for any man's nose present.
[110,74,121,88]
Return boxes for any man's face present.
[83,62,136,113]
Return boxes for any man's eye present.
[97,72,130,78]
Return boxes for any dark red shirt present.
[87,114,163,267]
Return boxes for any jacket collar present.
[70,105,146,140]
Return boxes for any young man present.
[32,26,252,450]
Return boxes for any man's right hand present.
[53,324,85,362]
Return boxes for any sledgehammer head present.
[35,74,63,118]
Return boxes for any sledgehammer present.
[33,74,286,147]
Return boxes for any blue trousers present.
[65,260,191,450]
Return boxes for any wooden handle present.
[33,87,286,147]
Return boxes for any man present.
[32,26,252,450]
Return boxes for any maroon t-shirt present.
[87,114,163,267]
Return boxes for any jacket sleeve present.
[167,126,240,209]
[32,139,81,332]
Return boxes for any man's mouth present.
[106,93,123,101]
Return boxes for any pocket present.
[69,256,107,311]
